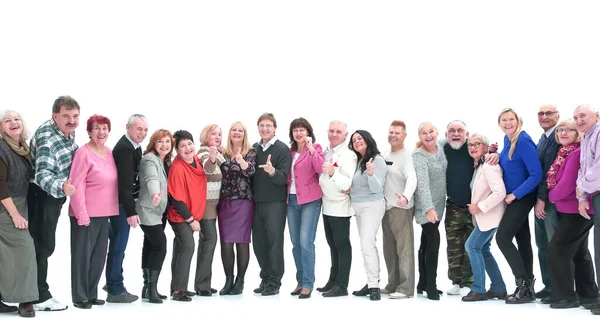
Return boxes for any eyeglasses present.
[537,111,558,117]
[447,128,465,134]
[467,142,483,149]
[258,124,273,129]
[557,127,577,134]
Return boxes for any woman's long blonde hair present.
[498,108,523,160]
[223,121,251,158]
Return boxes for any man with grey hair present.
[28,95,80,311]
[532,104,560,299]
[105,114,148,303]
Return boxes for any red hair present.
[86,114,111,132]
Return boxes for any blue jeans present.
[465,225,506,294]
[106,205,131,294]
[534,201,558,289]
[287,195,322,290]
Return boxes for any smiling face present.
[499,111,519,137]
[207,127,222,147]
[127,118,149,144]
[155,135,172,158]
[176,138,195,163]
[388,125,406,151]
[537,104,559,131]
[1,113,23,142]
[446,121,468,149]
[258,119,275,143]
[292,126,307,144]
[351,132,367,156]
[328,122,347,148]
[88,122,110,146]
[52,105,79,137]
[573,105,600,134]
[556,122,579,146]
[418,124,438,148]
[467,137,488,160]
[229,124,246,145]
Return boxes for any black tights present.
[221,242,250,277]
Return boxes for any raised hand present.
[151,190,162,207]
[306,136,315,156]
[209,146,218,163]
[235,147,249,170]
[62,178,75,196]
[258,154,275,176]
[322,158,335,176]
[395,192,408,207]
[366,158,374,176]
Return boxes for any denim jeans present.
[534,201,558,289]
[287,195,322,290]
[106,205,131,294]
[465,225,506,294]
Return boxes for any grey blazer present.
[136,152,168,226]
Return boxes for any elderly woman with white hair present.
[0,110,37,317]
[461,132,507,302]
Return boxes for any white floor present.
[10,207,595,318]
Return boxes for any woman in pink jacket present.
[546,118,596,309]
[462,133,507,302]
[286,117,325,299]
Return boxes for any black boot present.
[147,270,163,304]
[220,276,235,295]
[229,276,244,295]
[505,278,535,304]
[142,268,149,299]
[156,268,167,299]
[416,249,426,294]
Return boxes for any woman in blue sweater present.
[495,108,542,304]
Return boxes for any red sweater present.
[167,155,207,222]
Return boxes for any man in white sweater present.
[382,120,418,299]
[316,120,357,297]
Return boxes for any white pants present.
[352,199,386,288]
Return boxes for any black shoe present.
[541,296,555,304]
[550,299,580,309]
[316,281,335,293]
[462,291,488,302]
[172,291,192,302]
[535,287,551,299]
[426,287,440,300]
[0,301,18,313]
[210,288,217,294]
[185,291,196,297]
[323,285,348,297]
[582,299,600,309]
[229,276,244,295]
[253,282,266,294]
[417,287,443,295]
[220,276,234,295]
[17,302,35,317]
[290,288,302,296]
[486,290,507,300]
[299,290,312,299]
[505,278,535,304]
[592,308,600,315]
[73,301,92,309]
[369,288,381,301]
[352,284,369,296]
[261,286,279,296]
[196,290,212,297]
[88,298,105,305]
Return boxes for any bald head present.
[537,104,559,131]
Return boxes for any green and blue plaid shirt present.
[30,119,78,198]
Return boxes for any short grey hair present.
[329,120,348,131]
[127,114,147,126]
[574,104,598,114]
[446,120,467,129]
[0,109,29,141]
[467,132,489,145]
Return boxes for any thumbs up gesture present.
[366,158,374,176]
[234,147,248,170]
[258,154,275,176]
[395,192,408,207]
[322,158,335,176]
[208,146,218,163]
[62,178,76,196]
[151,190,162,206]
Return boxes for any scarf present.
[473,155,485,169]
[167,155,207,222]
[0,133,31,162]
[547,142,580,190]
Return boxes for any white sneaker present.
[447,284,461,295]
[33,298,68,311]
[460,286,471,295]
[389,292,409,299]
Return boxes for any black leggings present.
[140,224,167,271]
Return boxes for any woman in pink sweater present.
[68,115,119,309]
[546,118,596,309]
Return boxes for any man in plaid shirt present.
[27,95,80,312]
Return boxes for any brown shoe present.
[0,301,18,313]
[18,302,35,317]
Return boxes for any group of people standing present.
[0,97,599,317]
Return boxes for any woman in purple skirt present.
[217,121,257,295]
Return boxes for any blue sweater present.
[499,131,542,199]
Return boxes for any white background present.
[1,1,599,317]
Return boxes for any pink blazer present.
[471,163,507,231]
[287,143,325,204]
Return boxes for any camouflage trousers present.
[445,200,474,286]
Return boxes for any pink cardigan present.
[471,163,507,231]
[549,148,595,214]
[287,143,325,204]
[69,145,119,225]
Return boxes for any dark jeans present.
[70,217,109,303]
[418,221,441,290]
[106,205,131,295]
[140,224,167,271]
[496,192,536,280]
[27,183,66,303]
[534,201,558,289]
[252,201,287,289]
[323,215,352,288]
[194,219,218,291]
[549,213,596,301]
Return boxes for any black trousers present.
[496,192,535,280]
[27,183,66,303]
[252,201,287,289]
[418,221,441,290]
[548,213,596,301]
[140,224,167,271]
[323,215,352,288]
[141,212,167,269]
[70,217,109,303]
[170,221,195,292]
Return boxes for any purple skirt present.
[217,199,254,243]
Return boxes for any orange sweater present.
[167,155,207,223]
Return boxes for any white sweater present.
[319,142,357,217]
